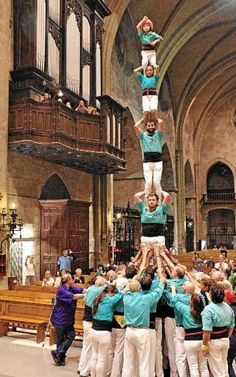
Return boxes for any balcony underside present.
[9,140,126,174]
[8,99,126,174]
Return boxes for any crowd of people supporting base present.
[50,248,236,377]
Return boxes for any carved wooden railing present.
[202,192,236,203]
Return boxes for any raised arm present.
[134,191,145,203]
[133,117,144,136]
[162,191,171,206]
[160,249,175,272]
[134,66,143,75]
[157,254,166,284]
[136,16,148,32]
[157,118,165,132]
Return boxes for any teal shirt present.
[93,293,122,322]
[172,298,202,329]
[85,285,105,308]
[166,277,187,294]
[201,302,235,331]
[139,130,165,153]
[138,30,163,45]
[136,201,169,225]
[150,279,162,313]
[165,291,191,326]
[123,282,164,327]
[137,74,159,90]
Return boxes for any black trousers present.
[55,324,75,357]
[228,345,236,377]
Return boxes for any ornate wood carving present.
[48,24,62,50]
[66,0,82,31]
[81,48,92,67]
[96,24,102,45]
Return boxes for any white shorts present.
[141,50,157,67]
[142,95,158,112]
[141,236,165,246]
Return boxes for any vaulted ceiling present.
[103,0,236,146]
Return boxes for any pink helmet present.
[143,19,153,30]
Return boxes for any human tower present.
[132,16,171,268]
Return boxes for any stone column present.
[93,176,102,268]
[194,162,201,249]
[176,150,186,253]
[0,2,11,288]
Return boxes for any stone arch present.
[39,174,71,200]
[184,160,195,199]
[162,144,175,192]
[207,208,235,248]
[207,162,234,195]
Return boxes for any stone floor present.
[0,334,82,377]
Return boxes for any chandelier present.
[0,195,23,253]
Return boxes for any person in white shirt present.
[42,270,55,287]
[25,255,36,285]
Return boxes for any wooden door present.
[67,201,90,274]
[40,200,68,277]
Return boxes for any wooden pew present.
[0,289,84,344]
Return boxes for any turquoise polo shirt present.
[166,277,187,294]
[137,74,159,90]
[165,291,191,326]
[139,130,165,154]
[149,279,163,313]
[172,298,202,329]
[138,30,163,45]
[136,201,169,225]
[201,302,235,331]
[93,293,122,322]
[85,285,105,308]
[123,282,164,327]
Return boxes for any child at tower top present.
[134,64,160,125]
[136,16,163,69]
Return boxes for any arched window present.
[207,209,235,248]
[207,162,234,194]
[40,174,70,200]
[66,12,80,94]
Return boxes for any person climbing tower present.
[136,16,163,70]
[134,117,165,200]
[134,64,160,124]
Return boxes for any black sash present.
[142,223,164,237]
[143,152,162,163]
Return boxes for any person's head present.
[210,283,225,303]
[63,249,68,257]
[218,255,224,263]
[79,100,85,107]
[140,274,153,291]
[147,194,159,210]
[142,19,153,33]
[146,121,157,135]
[211,270,223,282]
[218,280,232,291]
[143,267,155,280]
[92,285,117,315]
[97,264,104,272]
[182,281,195,294]
[125,264,137,279]
[129,279,141,292]
[29,256,34,263]
[190,294,204,323]
[225,290,236,304]
[107,270,118,282]
[75,268,82,277]
[95,276,107,287]
[171,266,185,279]
[200,277,211,292]
[145,64,155,77]
[44,270,51,280]
[61,273,73,286]
[59,268,66,277]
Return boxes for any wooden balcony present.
[202,192,236,203]
[8,99,126,174]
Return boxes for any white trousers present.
[165,317,178,377]
[142,95,158,112]
[208,338,229,377]
[149,328,157,377]
[90,328,111,377]
[140,235,165,247]
[176,326,188,377]
[184,340,209,377]
[122,327,150,377]
[108,328,125,377]
[143,161,163,198]
[78,320,92,375]
[141,50,157,67]
[155,318,164,377]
